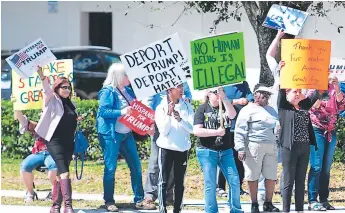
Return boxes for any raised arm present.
[177,102,194,134]
[266,30,285,77]
[219,88,237,119]
[37,67,54,106]
[183,82,193,102]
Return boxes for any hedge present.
[1,99,345,162]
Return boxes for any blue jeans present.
[196,147,242,213]
[99,132,144,204]
[308,128,337,203]
[20,151,56,172]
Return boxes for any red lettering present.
[19,78,25,88]
[27,91,35,102]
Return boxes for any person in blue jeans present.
[307,77,345,211]
[14,110,57,203]
[193,87,243,213]
[140,81,192,209]
[96,63,154,212]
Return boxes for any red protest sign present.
[119,100,155,135]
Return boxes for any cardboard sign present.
[119,100,155,135]
[12,59,73,110]
[6,38,56,79]
[190,32,246,90]
[263,4,309,36]
[281,39,331,90]
[329,57,345,82]
[120,33,191,100]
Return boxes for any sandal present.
[216,188,228,197]
[308,202,327,211]
[24,191,38,203]
[322,202,335,210]
[102,204,119,212]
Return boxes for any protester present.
[35,67,79,213]
[216,82,254,197]
[194,87,243,213]
[234,83,280,213]
[265,29,296,201]
[307,75,345,211]
[276,62,322,213]
[14,110,56,203]
[155,83,194,213]
[340,82,345,117]
[96,63,153,212]
[141,81,192,208]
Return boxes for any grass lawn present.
[2,157,345,208]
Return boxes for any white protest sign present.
[120,33,191,100]
[5,38,56,79]
[329,57,345,82]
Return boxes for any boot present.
[60,179,75,213]
[50,181,63,213]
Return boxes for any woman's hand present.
[215,127,226,137]
[147,123,155,136]
[121,106,133,115]
[238,152,246,161]
[330,75,340,93]
[276,29,285,39]
[37,66,44,79]
[167,101,175,116]
[77,116,83,121]
[279,60,286,70]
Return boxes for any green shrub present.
[1,99,344,162]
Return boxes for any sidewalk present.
[1,190,345,213]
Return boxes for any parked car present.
[1,46,122,100]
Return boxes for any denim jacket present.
[96,85,136,138]
[144,82,192,111]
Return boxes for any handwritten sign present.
[120,33,191,100]
[281,39,331,90]
[263,4,309,36]
[329,57,345,82]
[190,32,246,90]
[12,59,73,110]
[6,38,56,79]
[119,100,155,135]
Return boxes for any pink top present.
[307,84,345,142]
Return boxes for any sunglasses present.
[210,90,218,95]
[60,86,72,90]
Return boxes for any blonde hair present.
[103,63,127,88]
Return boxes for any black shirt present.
[194,102,233,151]
[51,98,77,140]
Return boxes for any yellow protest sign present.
[12,59,73,110]
[281,39,331,90]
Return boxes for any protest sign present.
[190,32,246,90]
[119,100,155,135]
[120,33,191,100]
[280,39,331,90]
[263,4,309,36]
[12,59,73,110]
[329,57,345,82]
[6,38,56,79]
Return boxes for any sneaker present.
[251,202,260,213]
[308,202,327,211]
[24,191,38,203]
[322,201,335,210]
[135,198,157,210]
[263,202,280,212]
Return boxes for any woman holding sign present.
[275,62,321,213]
[193,87,243,213]
[306,75,345,211]
[96,63,153,212]
[35,68,78,213]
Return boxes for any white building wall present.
[2,1,345,99]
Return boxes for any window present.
[104,53,121,70]
[54,50,104,72]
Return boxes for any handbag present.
[74,125,89,180]
[117,88,150,142]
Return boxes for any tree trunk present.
[241,1,313,86]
